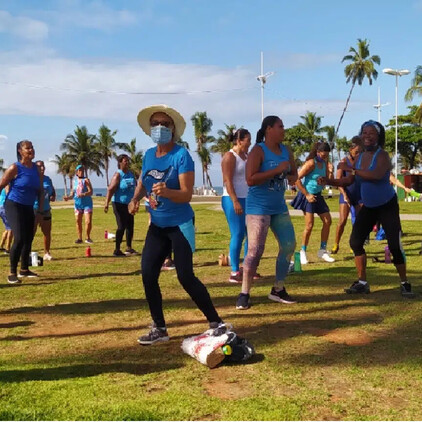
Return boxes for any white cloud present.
[0,10,48,41]
[0,134,7,150]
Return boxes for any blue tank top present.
[246,143,289,215]
[0,189,6,207]
[303,159,326,194]
[112,170,136,205]
[356,148,395,208]
[73,177,93,209]
[34,175,54,211]
[7,162,40,206]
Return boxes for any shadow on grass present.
[0,321,34,329]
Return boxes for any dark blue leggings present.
[112,201,134,250]
[141,222,221,328]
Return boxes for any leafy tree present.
[210,124,237,156]
[336,38,381,135]
[96,124,118,186]
[191,111,215,188]
[176,138,190,150]
[116,138,144,179]
[385,106,422,170]
[51,152,74,195]
[0,158,5,172]
[405,65,422,124]
[61,126,103,178]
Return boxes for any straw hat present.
[137,104,186,140]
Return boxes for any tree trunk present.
[336,82,356,137]
[63,175,68,196]
[105,159,109,187]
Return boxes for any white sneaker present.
[300,250,308,265]
[44,253,53,261]
[317,249,335,262]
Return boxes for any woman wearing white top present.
[221,129,252,282]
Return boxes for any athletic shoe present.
[4,250,9,254]
[300,249,308,265]
[75,239,83,244]
[7,274,21,284]
[125,248,138,256]
[85,239,94,244]
[331,244,339,254]
[253,272,262,280]
[161,259,175,271]
[317,249,335,263]
[344,281,370,294]
[229,271,242,283]
[113,250,126,257]
[268,287,297,304]
[288,261,295,274]
[400,282,415,298]
[236,293,250,310]
[137,327,169,345]
[43,253,53,261]
[0,247,5,252]
[209,321,232,336]
[18,270,38,278]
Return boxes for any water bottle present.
[294,251,302,272]
[384,246,391,263]
[85,246,92,257]
[104,230,108,239]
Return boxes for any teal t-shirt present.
[303,159,326,194]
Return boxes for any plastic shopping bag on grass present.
[181,324,255,368]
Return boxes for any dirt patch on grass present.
[320,328,373,346]
[203,366,253,400]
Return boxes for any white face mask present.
[150,125,172,145]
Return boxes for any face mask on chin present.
[151,125,173,145]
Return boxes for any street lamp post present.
[256,52,274,121]
[382,68,410,186]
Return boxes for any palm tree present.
[96,124,118,186]
[191,111,215,189]
[51,152,73,196]
[297,111,325,146]
[176,138,190,150]
[405,65,422,124]
[0,158,5,172]
[210,124,237,156]
[336,38,381,135]
[321,124,337,162]
[116,138,144,179]
[61,126,103,178]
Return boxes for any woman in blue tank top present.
[291,142,335,265]
[0,140,43,284]
[104,154,137,256]
[322,120,413,297]
[235,115,298,310]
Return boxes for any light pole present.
[382,68,410,186]
[256,52,274,121]
[373,87,389,123]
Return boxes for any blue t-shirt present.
[112,170,136,205]
[34,175,54,211]
[142,144,194,227]
[356,148,395,208]
[303,159,326,194]
[7,161,40,206]
[73,177,93,209]
[246,143,289,215]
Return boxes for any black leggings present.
[141,222,221,328]
[112,201,134,250]
[5,199,35,273]
[350,195,405,265]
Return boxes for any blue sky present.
[0,0,421,188]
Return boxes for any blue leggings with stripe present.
[222,196,247,272]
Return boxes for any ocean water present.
[55,186,224,201]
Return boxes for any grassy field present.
[0,198,421,421]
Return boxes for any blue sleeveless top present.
[7,162,40,206]
[73,177,93,209]
[112,169,136,205]
[356,148,395,208]
[303,159,325,194]
[246,143,289,215]
[343,156,360,203]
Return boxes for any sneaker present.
[125,248,138,256]
[229,271,242,283]
[331,244,339,254]
[400,282,415,298]
[7,274,21,284]
[317,249,335,263]
[268,287,297,304]
[18,270,38,278]
[75,239,83,244]
[253,272,262,280]
[209,321,232,336]
[43,253,53,261]
[288,261,295,274]
[137,327,169,345]
[300,249,308,265]
[85,239,94,244]
[4,250,9,254]
[161,259,175,271]
[345,281,370,294]
[113,250,126,257]
[236,293,250,310]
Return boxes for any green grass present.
[0,200,421,420]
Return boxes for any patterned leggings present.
[243,213,296,288]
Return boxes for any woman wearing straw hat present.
[129,104,224,345]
